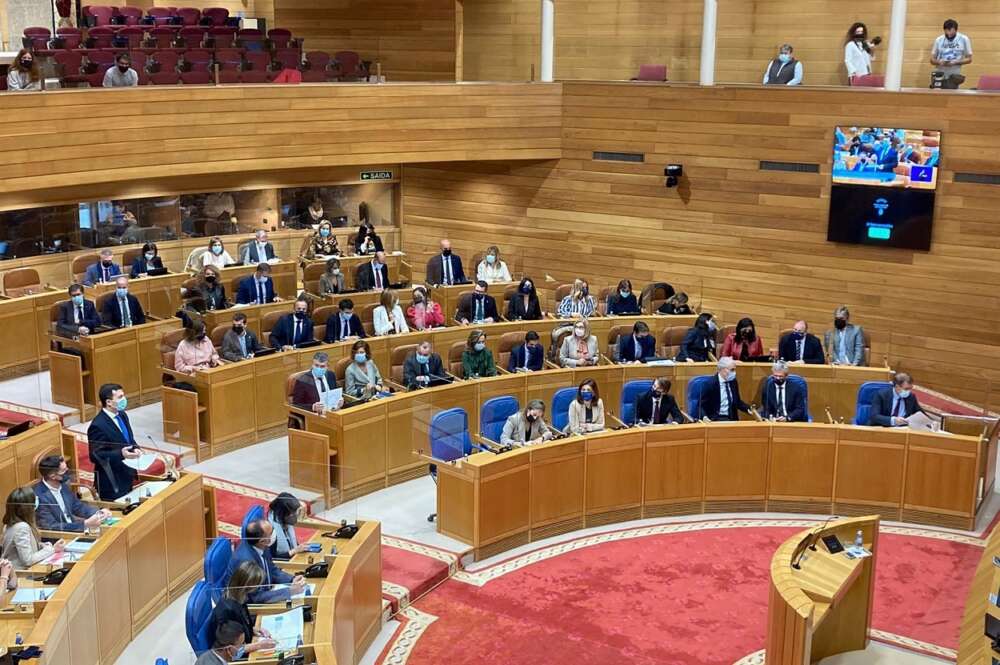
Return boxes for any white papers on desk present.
[123,453,158,472]
[845,545,872,559]
[11,587,55,603]
[322,388,343,412]
[260,607,304,652]
[266,258,281,265]
[905,411,943,432]
[645,359,675,367]
[114,480,173,505]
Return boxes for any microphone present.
[808,515,840,551]
[791,515,840,569]
[143,434,179,481]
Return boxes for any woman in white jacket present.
[844,22,881,84]
[2,486,63,570]
[373,288,409,336]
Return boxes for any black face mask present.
[442,248,452,256]
[652,390,663,398]
[295,311,307,320]
[232,325,244,333]
[521,284,533,294]
[196,333,206,341]
[205,275,216,283]
[102,260,113,267]
[475,292,485,300]
[834,319,848,330]
[581,288,589,297]
[526,414,536,423]
[20,59,32,68]
[118,64,130,73]
[773,377,786,386]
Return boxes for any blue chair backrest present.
[854,381,891,425]
[620,380,653,425]
[763,375,812,423]
[429,407,473,462]
[185,580,214,654]
[686,375,715,419]
[203,536,232,603]
[550,387,577,433]
[240,504,264,539]
[480,396,519,443]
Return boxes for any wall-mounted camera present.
[664,164,683,188]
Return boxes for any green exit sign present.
[361,170,393,181]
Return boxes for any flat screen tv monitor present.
[828,126,940,251]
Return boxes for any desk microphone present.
[808,515,840,551]
[144,434,179,482]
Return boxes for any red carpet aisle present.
[376,519,984,665]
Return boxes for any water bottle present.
[14,632,23,645]
[854,530,863,548]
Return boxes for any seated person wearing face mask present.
[197,265,229,311]
[476,245,512,284]
[102,276,146,328]
[568,379,605,435]
[221,312,263,361]
[778,320,824,364]
[103,53,139,87]
[698,357,751,421]
[760,360,808,422]
[721,317,765,361]
[606,279,641,316]
[617,321,656,363]
[403,341,446,390]
[358,250,391,292]
[559,319,598,368]
[508,331,544,372]
[501,399,554,446]
[635,377,685,425]
[83,248,122,286]
[291,351,344,413]
[345,340,385,399]
[507,277,543,320]
[318,257,345,296]
[461,330,497,379]
[406,286,445,331]
[267,492,304,560]
[207,566,277,660]
[869,372,925,427]
[196,620,250,665]
[130,242,164,278]
[236,265,280,306]
[226,519,306,604]
[57,283,102,337]
[201,237,235,270]
[823,305,865,366]
[175,320,221,373]
[456,281,498,325]
[34,455,111,533]
[270,296,314,351]
[325,298,366,343]
[676,312,717,363]
[763,43,803,85]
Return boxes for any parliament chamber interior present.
[3,1,1000,664]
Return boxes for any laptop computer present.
[295,340,322,350]
[146,267,169,277]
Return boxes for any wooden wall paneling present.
[461,0,539,82]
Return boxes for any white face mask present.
[574,328,586,338]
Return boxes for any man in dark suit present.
[243,229,277,264]
[455,281,498,325]
[235,263,279,305]
[760,361,808,422]
[635,377,685,425]
[508,331,544,372]
[617,321,656,362]
[869,372,924,427]
[324,298,366,343]
[56,283,102,337]
[270,296,314,350]
[403,341,446,389]
[356,250,390,291]
[220,312,263,361]
[291,352,344,413]
[425,239,467,286]
[101,276,146,328]
[225,519,305,603]
[86,383,141,500]
[82,248,122,286]
[33,454,110,532]
[778,320,824,364]
[698,358,751,421]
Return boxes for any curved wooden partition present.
[958,520,1000,664]
[290,357,894,509]
[432,422,985,560]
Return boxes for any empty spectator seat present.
[178,26,207,48]
[149,70,180,85]
[151,50,181,72]
[267,28,293,49]
[180,70,211,84]
[183,49,212,71]
[146,7,175,26]
[302,51,331,82]
[244,50,269,71]
[208,26,236,48]
[176,7,201,26]
[273,48,300,70]
[118,6,143,25]
[88,6,115,27]
[214,48,244,70]
[148,25,178,49]
[332,50,366,81]
[117,25,145,48]
[55,27,83,49]
[202,7,230,26]
[237,29,265,51]
[240,69,270,83]
[23,27,51,51]
[54,50,87,85]
[87,26,115,49]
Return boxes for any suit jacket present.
[635,390,684,424]
[506,294,542,321]
[220,329,262,362]
[244,241,276,264]
[356,262,390,291]
[86,410,139,500]
[760,379,808,422]
[721,334,765,360]
[425,253,467,286]
[208,596,254,645]
[403,352,445,389]
[226,541,294,604]
[869,388,922,427]
[270,313,314,349]
[129,255,163,278]
[101,293,146,328]
[33,480,97,533]
[617,334,656,362]
[198,283,228,311]
[823,324,866,366]
[235,276,277,305]
[676,328,716,362]
[291,370,338,410]
[324,313,366,343]
[82,261,122,286]
[455,293,498,324]
[56,299,101,337]
[508,343,544,372]
[698,377,750,421]
[778,333,825,364]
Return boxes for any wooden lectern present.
[766,515,880,664]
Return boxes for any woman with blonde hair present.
[209,560,277,654]
[476,245,512,283]
[304,220,340,259]
[406,285,444,330]
[373,288,409,336]
[318,257,345,296]
[7,49,41,91]
[2,486,62,570]
[197,264,228,310]
[557,278,596,319]
[559,318,598,367]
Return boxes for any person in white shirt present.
[476,245,512,283]
[102,53,139,87]
[373,288,409,336]
[244,229,277,264]
[7,49,41,91]
[844,22,881,84]
[201,237,235,270]
[930,19,972,88]
[762,43,803,86]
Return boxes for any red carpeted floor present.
[385,522,980,665]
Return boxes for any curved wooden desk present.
[767,516,879,664]
[288,359,892,510]
[432,423,985,560]
[958,520,1000,664]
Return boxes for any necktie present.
[894,397,904,417]
[444,257,452,285]
[102,267,109,282]
[797,339,804,361]
[778,386,786,417]
[523,347,529,370]
[257,550,271,586]
[475,297,483,321]
[116,413,131,443]
[634,337,641,360]
[653,397,661,423]
[317,376,327,394]
[294,320,302,345]
[75,305,82,324]
[374,265,382,290]
[120,298,131,326]
[341,318,348,339]
[257,281,264,305]
[238,334,247,357]
[725,383,733,416]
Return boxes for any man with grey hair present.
[291,350,343,414]
[500,399,553,446]
[824,305,866,366]
[761,360,808,422]
[697,357,751,421]
[763,43,803,86]
[245,228,277,264]
[83,247,123,285]
[869,372,923,427]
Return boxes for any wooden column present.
[454,0,464,82]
